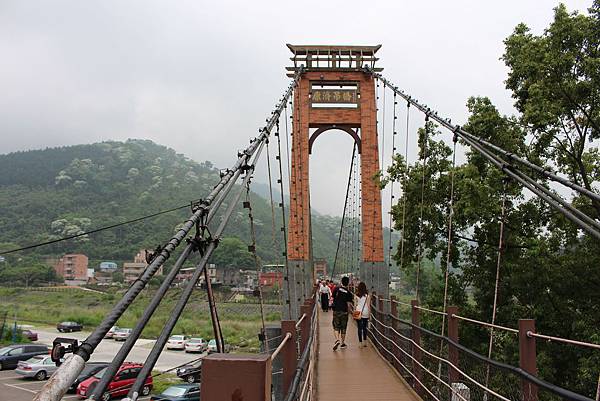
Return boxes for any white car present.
[184,338,207,353]
[105,326,120,339]
[167,335,189,350]
[15,355,59,380]
[113,328,132,341]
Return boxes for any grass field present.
[0,287,281,352]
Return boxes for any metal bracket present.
[145,244,163,264]
[51,337,79,366]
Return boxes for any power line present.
[0,203,194,255]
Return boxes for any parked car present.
[15,355,58,380]
[184,338,206,353]
[0,344,49,370]
[104,326,120,339]
[166,335,189,350]
[206,339,230,354]
[77,362,153,400]
[113,328,132,341]
[21,329,38,341]
[57,321,83,333]
[176,359,202,383]
[207,339,217,354]
[150,384,200,401]
[67,362,109,393]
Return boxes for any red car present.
[77,362,153,401]
[21,329,38,341]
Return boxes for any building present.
[54,254,89,281]
[99,261,118,271]
[314,259,327,278]
[258,271,283,288]
[217,268,243,287]
[123,261,146,283]
[123,249,162,283]
[176,264,217,286]
[94,271,113,285]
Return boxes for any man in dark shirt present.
[331,276,353,350]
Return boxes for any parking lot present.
[0,370,154,400]
[0,326,206,401]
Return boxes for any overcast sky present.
[0,0,592,217]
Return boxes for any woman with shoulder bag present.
[353,281,370,348]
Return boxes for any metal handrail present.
[527,331,600,350]
[414,305,447,316]
[283,299,318,401]
[271,332,292,361]
[452,313,519,334]
[295,313,307,328]
[370,304,594,401]
[370,314,507,401]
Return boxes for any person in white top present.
[319,281,332,312]
[354,281,370,347]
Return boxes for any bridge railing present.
[279,292,318,401]
[369,295,594,401]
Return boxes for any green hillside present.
[0,140,363,274]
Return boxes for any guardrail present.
[369,295,595,401]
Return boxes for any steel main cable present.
[88,156,254,401]
[85,146,256,401]
[0,203,195,255]
[124,143,268,400]
[367,68,600,240]
[34,69,303,401]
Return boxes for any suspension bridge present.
[28,44,600,401]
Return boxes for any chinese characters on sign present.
[311,89,358,105]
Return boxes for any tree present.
[209,237,256,269]
[503,2,600,217]
[112,271,124,283]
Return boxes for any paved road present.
[35,327,199,371]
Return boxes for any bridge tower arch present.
[285,44,388,319]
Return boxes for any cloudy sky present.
[0,0,592,216]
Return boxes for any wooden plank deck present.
[316,309,420,401]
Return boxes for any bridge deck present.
[316,310,420,401]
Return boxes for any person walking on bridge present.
[319,281,332,312]
[354,281,370,348]
[331,276,353,351]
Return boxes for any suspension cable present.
[381,81,386,172]
[369,69,600,240]
[351,148,358,275]
[35,71,303,401]
[244,175,269,351]
[440,135,458,335]
[415,115,429,301]
[275,117,292,319]
[399,101,411,271]
[387,91,398,283]
[265,142,283,307]
[125,147,266,400]
[484,179,509,395]
[331,143,358,280]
